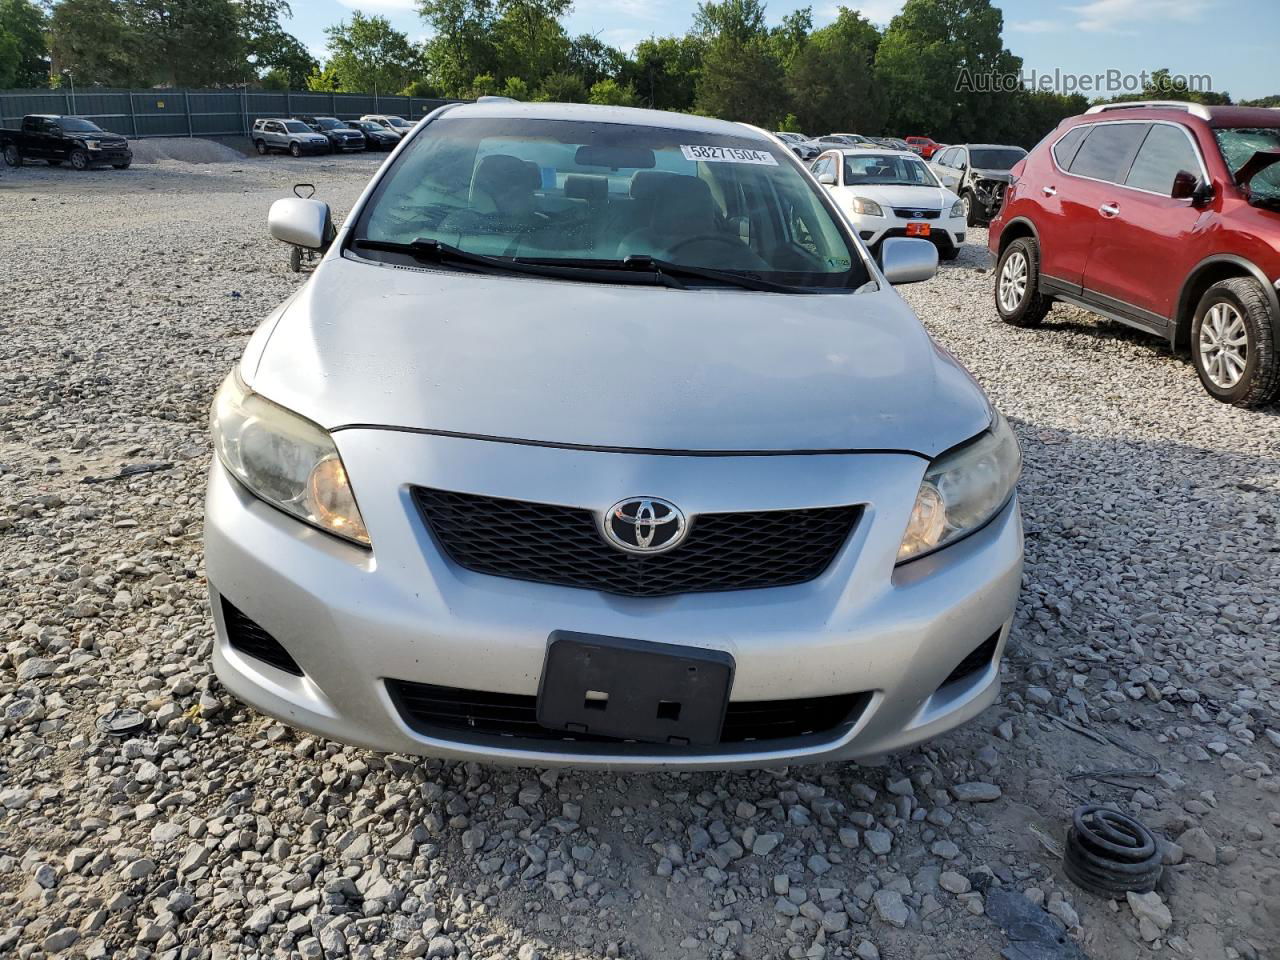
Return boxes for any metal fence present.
[0,87,465,138]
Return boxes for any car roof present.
[1080,102,1280,128]
[440,100,765,139]
[832,147,922,157]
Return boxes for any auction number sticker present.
[681,145,778,165]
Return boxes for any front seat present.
[616,174,718,259]
[470,154,540,219]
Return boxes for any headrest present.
[564,174,608,204]
[629,170,685,201]
[474,154,540,193]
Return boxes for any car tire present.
[1190,277,1279,408]
[2,144,20,166]
[255,139,269,155]
[69,149,89,171]
[961,190,980,227]
[289,142,301,158]
[939,245,960,262]
[995,237,1050,328]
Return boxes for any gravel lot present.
[1,150,1278,960]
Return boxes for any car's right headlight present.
[897,411,1020,563]
[852,197,884,217]
[211,369,370,547]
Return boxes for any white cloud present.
[1008,19,1057,33]
[1068,0,1213,32]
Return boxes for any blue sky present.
[284,0,1277,100]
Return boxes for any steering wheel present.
[662,234,751,259]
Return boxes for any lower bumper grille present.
[940,630,1001,687]
[221,598,303,676]
[388,679,869,752]
[412,487,861,598]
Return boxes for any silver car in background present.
[207,101,1023,769]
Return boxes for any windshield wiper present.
[351,237,684,287]
[516,254,807,294]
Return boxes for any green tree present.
[624,34,704,112]
[239,0,316,87]
[0,0,48,88]
[417,0,499,97]
[566,33,625,88]
[49,0,138,86]
[785,7,882,135]
[318,12,423,94]
[401,77,441,97]
[501,75,531,99]
[467,72,498,97]
[122,0,246,86]
[535,70,587,102]
[692,0,786,126]
[875,0,1021,142]
[493,0,571,84]
[769,6,811,71]
[588,77,639,107]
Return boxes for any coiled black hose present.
[1064,805,1163,896]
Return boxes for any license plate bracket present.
[537,631,734,746]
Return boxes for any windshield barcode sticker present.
[681,145,778,165]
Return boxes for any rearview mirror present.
[1171,169,1212,205]
[879,237,938,285]
[817,171,836,185]
[268,197,332,250]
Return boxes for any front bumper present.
[853,213,967,251]
[332,138,366,152]
[205,431,1022,769]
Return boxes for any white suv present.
[814,147,967,260]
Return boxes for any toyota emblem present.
[602,498,688,554]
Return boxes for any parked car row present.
[251,114,414,157]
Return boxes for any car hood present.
[246,254,992,456]
[850,184,956,210]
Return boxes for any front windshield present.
[969,148,1026,170]
[60,118,104,133]
[352,115,866,290]
[316,118,346,130]
[1214,127,1280,203]
[388,117,412,128]
[284,121,311,133]
[843,153,939,187]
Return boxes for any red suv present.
[988,101,1280,407]
[905,136,943,160]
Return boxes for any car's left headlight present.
[211,369,370,547]
[85,139,101,150]
[897,411,1020,563]
[949,198,965,217]
[852,197,884,217]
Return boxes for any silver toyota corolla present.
[205,101,1023,769]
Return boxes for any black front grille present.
[892,208,941,219]
[388,679,869,751]
[221,598,303,676]
[940,631,1001,688]
[412,488,861,598]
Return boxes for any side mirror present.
[1171,169,1212,205]
[268,197,332,250]
[879,237,938,285]
[817,171,836,186]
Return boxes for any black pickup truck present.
[1,114,132,170]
